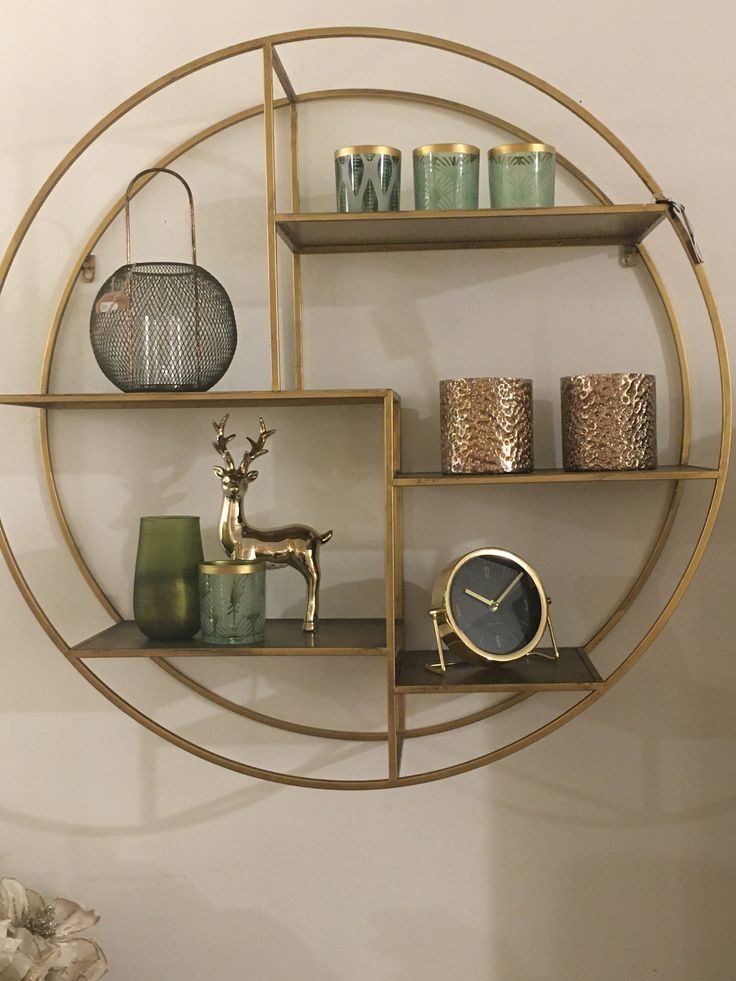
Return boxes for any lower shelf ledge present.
[73,618,388,657]
[394,465,721,486]
[395,648,604,693]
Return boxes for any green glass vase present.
[133,515,204,641]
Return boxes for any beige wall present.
[1,2,734,979]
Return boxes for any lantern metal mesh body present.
[91,261,236,392]
[90,167,237,393]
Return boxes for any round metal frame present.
[0,27,730,790]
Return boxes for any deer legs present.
[294,549,321,632]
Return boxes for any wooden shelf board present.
[73,618,388,657]
[394,465,720,486]
[395,648,604,693]
[275,204,668,254]
[0,389,397,409]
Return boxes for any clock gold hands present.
[464,571,524,612]
[492,571,524,609]
[463,587,500,611]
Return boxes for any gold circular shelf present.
[0,27,730,789]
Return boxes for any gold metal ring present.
[334,145,401,157]
[489,142,555,155]
[413,143,479,156]
[199,560,266,575]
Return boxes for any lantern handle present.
[124,167,197,267]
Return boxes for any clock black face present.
[448,553,543,655]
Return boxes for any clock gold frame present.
[0,27,730,789]
[428,547,560,672]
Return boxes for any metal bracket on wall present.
[80,254,96,283]
[620,244,639,267]
[655,196,704,264]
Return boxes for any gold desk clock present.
[428,547,560,674]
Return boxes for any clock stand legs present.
[426,608,465,675]
[530,601,561,662]
[425,603,561,675]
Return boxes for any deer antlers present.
[212,414,276,477]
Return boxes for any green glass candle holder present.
[335,145,401,212]
[413,143,480,210]
[489,142,556,208]
[133,515,204,641]
[199,560,266,645]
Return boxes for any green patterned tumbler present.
[335,145,401,212]
[133,515,204,640]
[199,560,266,645]
[489,143,556,208]
[413,144,480,210]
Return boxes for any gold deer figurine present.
[212,415,333,632]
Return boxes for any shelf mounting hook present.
[655,196,704,264]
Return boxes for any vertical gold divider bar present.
[392,397,404,643]
[290,102,304,389]
[385,393,403,780]
[263,44,281,390]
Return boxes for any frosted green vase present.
[413,144,480,210]
[133,515,204,641]
[489,142,556,208]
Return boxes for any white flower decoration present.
[0,878,108,981]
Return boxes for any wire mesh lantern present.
[90,167,237,392]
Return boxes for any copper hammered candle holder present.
[561,372,657,471]
[440,377,534,474]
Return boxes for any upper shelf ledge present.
[274,204,668,254]
[0,389,398,409]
